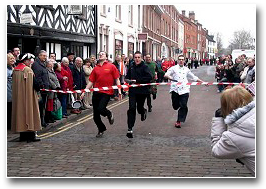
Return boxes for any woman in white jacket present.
[211,85,255,176]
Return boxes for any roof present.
[206,35,216,42]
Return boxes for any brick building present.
[197,22,207,60]
[160,5,179,59]
[142,5,163,60]
[180,10,198,59]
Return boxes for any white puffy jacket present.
[211,101,255,176]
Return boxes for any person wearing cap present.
[164,54,205,128]
[67,52,75,72]
[11,53,41,142]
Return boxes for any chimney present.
[182,10,185,16]
[189,11,195,20]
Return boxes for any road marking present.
[39,98,129,139]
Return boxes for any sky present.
[175,4,256,48]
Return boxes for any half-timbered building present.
[7,5,97,61]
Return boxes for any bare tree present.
[229,29,255,49]
[216,32,224,56]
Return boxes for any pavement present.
[6,65,254,177]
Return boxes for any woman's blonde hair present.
[7,53,15,64]
[221,85,253,117]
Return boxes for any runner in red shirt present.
[81,51,121,137]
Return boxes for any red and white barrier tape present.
[40,82,249,94]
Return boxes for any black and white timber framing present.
[7,5,97,60]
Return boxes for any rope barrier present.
[40,82,249,94]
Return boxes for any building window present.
[128,5,133,26]
[115,39,123,57]
[151,10,153,31]
[115,5,121,21]
[100,5,106,16]
[68,5,88,20]
[164,22,168,36]
[104,35,108,53]
[46,42,61,61]
[71,44,83,58]
[99,33,103,51]
[83,45,90,59]
[138,5,141,29]
[128,42,134,56]
[168,24,170,37]
[147,7,150,29]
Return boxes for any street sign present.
[138,33,148,41]
[20,13,33,24]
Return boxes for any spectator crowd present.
[7,48,255,139]
[215,54,255,93]
[7,47,255,175]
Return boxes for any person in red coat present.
[162,59,170,72]
[61,57,80,114]
[54,62,69,118]
[169,57,176,68]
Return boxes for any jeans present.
[171,92,189,122]
[92,92,112,132]
[58,93,67,115]
[127,93,147,130]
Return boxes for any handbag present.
[51,107,62,120]
[53,98,61,111]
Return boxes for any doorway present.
[22,38,37,54]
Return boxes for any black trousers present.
[146,94,152,109]
[171,92,189,122]
[92,92,112,132]
[127,93,147,130]
[39,92,48,125]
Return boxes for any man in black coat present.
[125,51,152,138]
[31,50,50,127]
[72,57,87,110]
[67,52,75,72]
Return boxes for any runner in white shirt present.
[164,55,205,128]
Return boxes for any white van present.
[231,49,255,62]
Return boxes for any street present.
[7,65,253,177]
